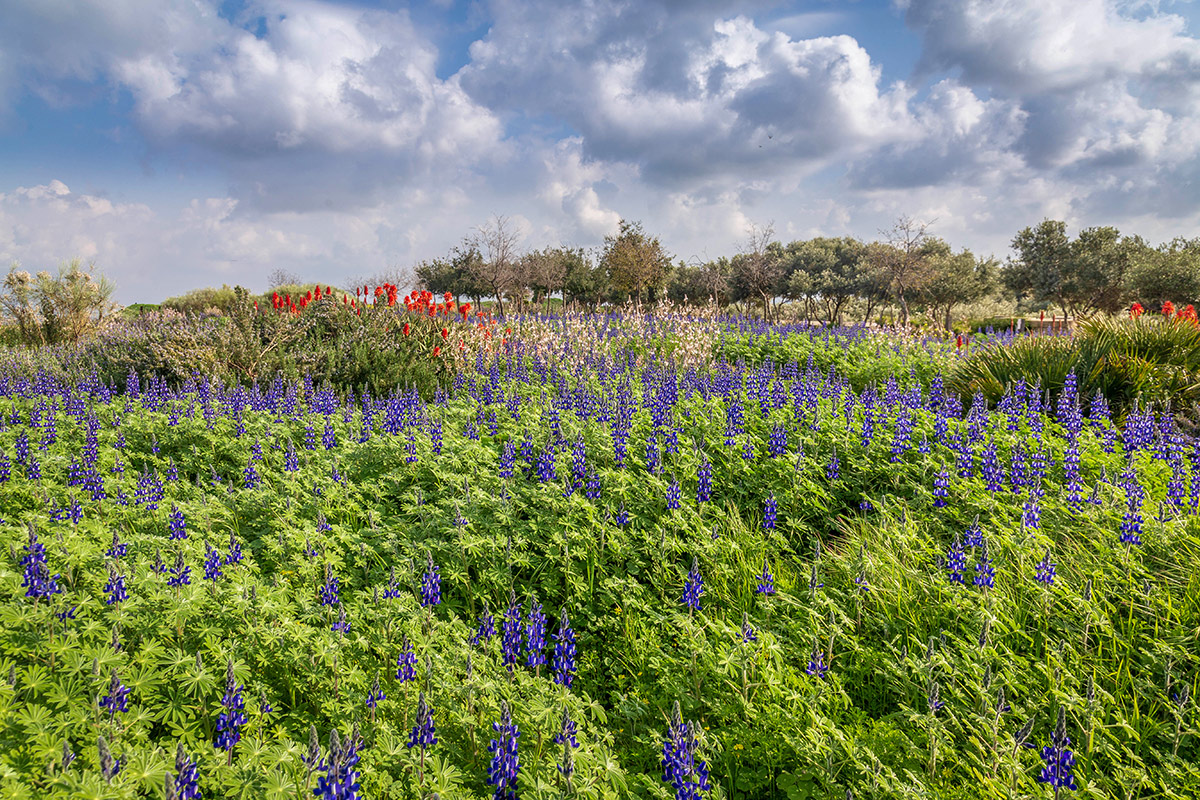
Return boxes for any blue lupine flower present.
[203,545,223,583]
[501,592,523,671]
[381,566,401,600]
[168,551,191,587]
[946,536,967,585]
[806,646,829,680]
[487,701,521,800]
[755,560,776,595]
[932,469,950,508]
[826,449,840,481]
[554,707,579,749]
[105,530,127,560]
[224,532,242,566]
[525,599,547,670]
[104,564,128,605]
[242,461,259,489]
[768,424,787,458]
[331,605,351,635]
[661,703,711,800]
[762,493,777,529]
[974,542,996,589]
[682,558,704,613]
[1035,552,1056,585]
[1022,498,1041,530]
[99,669,131,718]
[420,554,441,608]
[472,602,496,645]
[215,660,247,753]
[314,729,362,800]
[740,612,757,643]
[172,744,201,799]
[537,446,557,483]
[395,637,417,682]
[552,609,576,688]
[20,527,61,600]
[695,455,712,503]
[964,518,984,549]
[407,692,437,750]
[1037,708,1078,794]
[320,564,340,606]
[666,477,681,510]
[168,504,187,540]
[365,674,385,710]
[928,680,945,714]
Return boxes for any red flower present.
[1130,302,1144,318]
[403,322,410,336]
[443,291,453,302]
[1163,301,1176,316]
[440,327,449,340]
[432,345,441,357]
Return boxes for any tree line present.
[413,215,1200,329]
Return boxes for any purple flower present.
[215,660,247,753]
[501,592,523,671]
[487,702,521,800]
[755,560,776,595]
[407,692,437,750]
[99,670,131,718]
[552,609,576,688]
[681,558,704,613]
[104,564,128,605]
[471,602,496,646]
[661,702,711,800]
[1035,552,1056,586]
[1037,708,1078,793]
[525,599,547,669]
[395,637,417,683]
[420,553,441,608]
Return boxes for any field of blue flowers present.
[1,311,1197,799]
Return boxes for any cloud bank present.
[0,0,1197,300]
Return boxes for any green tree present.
[1004,220,1144,318]
[601,219,672,305]
[917,241,997,330]
[563,249,605,310]
[783,237,867,325]
[1129,237,1200,311]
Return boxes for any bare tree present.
[267,268,302,289]
[730,222,784,321]
[873,216,936,327]
[520,248,570,313]
[470,215,523,318]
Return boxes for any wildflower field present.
[0,299,1198,800]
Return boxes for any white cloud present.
[460,3,916,185]
[2,0,1200,301]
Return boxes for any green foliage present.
[1003,220,1153,318]
[949,315,1200,415]
[601,219,673,304]
[0,320,1198,799]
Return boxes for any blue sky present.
[1,0,1199,302]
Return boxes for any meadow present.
[0,293,1197,799]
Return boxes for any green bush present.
[949,315,1200,416]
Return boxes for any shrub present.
[0,259,116,345]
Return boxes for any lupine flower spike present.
[487,701,520,800]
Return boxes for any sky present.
[1,0,1199,303]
